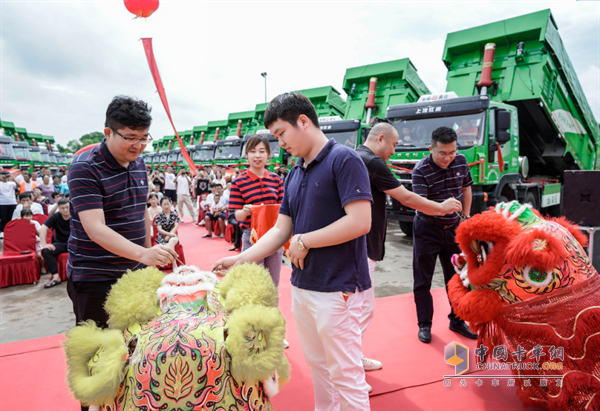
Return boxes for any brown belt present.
[418,214,458,230]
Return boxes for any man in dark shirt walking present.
[356,122,462,369]
[411,126,477,343]
[40,198,71,288]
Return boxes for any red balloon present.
[74,143,100,156]
[124,0,159,18]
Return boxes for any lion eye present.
[523,266,553,288]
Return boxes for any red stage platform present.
[0,219,546,410]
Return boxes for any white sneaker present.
[283,339,289,349]
[366,383,373,393]
[362,355,382,371]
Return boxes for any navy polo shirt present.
[279,139,373,293]
[412,153,473,226]
[67,139,148,282]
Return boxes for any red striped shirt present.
[228,169,284,230]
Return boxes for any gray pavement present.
[0,220,446,345]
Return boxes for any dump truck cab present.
[319,117,368,150]
[192,142,216,167]
[28,146,44,170]
[11,141,33,171]
[214,137,244,169]
[0,136,17,170]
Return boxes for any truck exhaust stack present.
[365,77,378,125]
[200,132,205,145]
[215,127,220,142]
[236,120,242,137]
[477,43,496,95]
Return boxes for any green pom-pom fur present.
[219,263,279,311]
[63,321,128,406]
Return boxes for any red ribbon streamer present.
[141,38,196,173]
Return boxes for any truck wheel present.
[497,195,509,205]
[524,191,538,210]
[399,221,413,237]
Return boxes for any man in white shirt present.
[12,192,44,220]
[61,171,68,184]
[15,173,24,184]
[176,168,195,222]
[163,166,177,206]
[0,172,18,238]
[203,193,226,238]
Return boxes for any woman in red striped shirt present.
[228,134,284,287]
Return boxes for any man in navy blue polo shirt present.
[411,126,477,344]
[213,92,373,410]
[67,96,178,333]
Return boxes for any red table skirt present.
[0,254,40,288]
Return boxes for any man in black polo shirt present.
[213,92,373,410]
[411,126,477,343]
[356,122,462,368]
[40,198,71,288]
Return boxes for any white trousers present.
[177,194,195,221]
[291,286,370,411]
[360,259,376,340]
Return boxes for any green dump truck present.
[318,59,431,151]
[385,10,599,235]
[11,141,33,171]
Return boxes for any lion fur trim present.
[219,263,278,311]
[63,321,127,406]
[226,304,290,385]
[104,266,164,330]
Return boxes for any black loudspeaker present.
[563,170,600,226]
[578,226,600,272]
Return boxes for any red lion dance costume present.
[448,201,600,411]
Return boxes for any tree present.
[57,144,71,153]
[67,140,82,153]
[80,131,104,148]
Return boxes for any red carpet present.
[0,219,545,410]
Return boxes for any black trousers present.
[227,216,242,249]
[412,216,464,328]
[0,204,17,233]
[66,276,118,411]
[42,243,68,274]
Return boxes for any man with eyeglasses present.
[411,126,477,344]
[67,97,178,411]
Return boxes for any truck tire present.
[524,191,538,210]
[497,195,509,205]
[399,221,413,237]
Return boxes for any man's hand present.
[44,244,56,251]
[139,244,178,267]
[211,256,242,277]
[287,234,308,270]
[440,198,462,215]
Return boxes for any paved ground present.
[0,219,446,344]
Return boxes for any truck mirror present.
[496,110,511,144]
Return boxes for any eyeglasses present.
[432,149,456,160]
[111,129,153,145]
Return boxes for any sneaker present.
[283,339,290,349]
[0,232,3,239]
[366,383,373,393]
[362,355,382,371]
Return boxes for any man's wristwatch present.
[296,234,307,251]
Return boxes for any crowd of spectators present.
[0,167,71,288]
[145,163,284,252]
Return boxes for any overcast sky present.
[1,1,598,150]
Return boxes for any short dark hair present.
[105,96,152,131]
[264,92,319,130]
[244,134,271,157]
[431,126,457,147]
[160,197,171,205]
[148,193,159,200]
[19,192,32,201]
[20,208,33,218]
[57,198,69,207]
[51,192,62,199]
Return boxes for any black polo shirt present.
[356,145,401,261]
[43,212,70,244]
[412,153,473,226]
[67,139,148,282]
[279,139,373,293]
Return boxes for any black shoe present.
[449,322,478,339]
[418,327,431,343]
